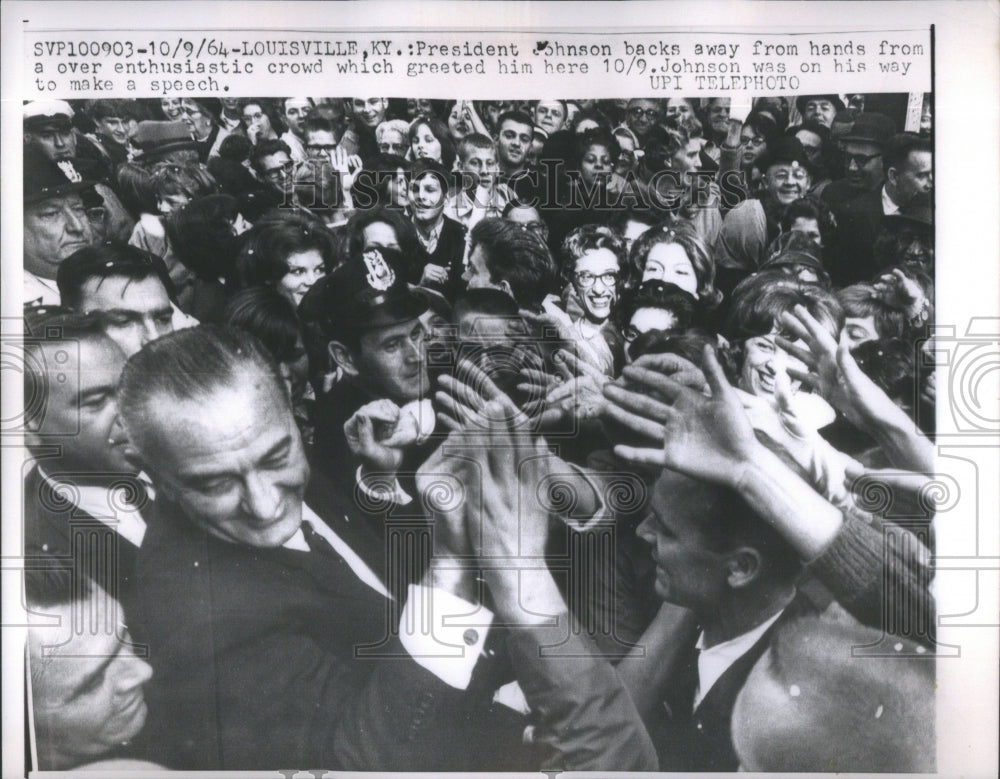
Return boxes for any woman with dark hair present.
[719,109,784,202]
[407,114,457,170]
[342,205,423,280]
[543,127,631,252]
[234,211,336,308]
[165,193,250,321]
[350,153,411,211]
[223,285,314,443]
[724,269,842,422]
[406,158,466,298]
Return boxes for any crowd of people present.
[22,92,936,772]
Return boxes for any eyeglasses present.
[513,221,548,237]
[844,152,882,167]
[769,168,810,183]
[263,161,295,178]
[379,142,409,155]
[575,270,619,288]
[629,107,660,120]
[307,144,337,154]
[741,135,766,146]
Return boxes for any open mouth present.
[757,372,776,393]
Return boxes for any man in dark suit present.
[602,344,936,771]
[821,112,898,285]
[635,468,807,771]
[118,324,655,771]
[22,308,146,617]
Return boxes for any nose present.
[139,317,160,346]
[240,472,282,522]
[848,157,861,171]
[64,207,87,235]
[117,655,154,691]
[636,515,656,545]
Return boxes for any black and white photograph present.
[2,2,997,777]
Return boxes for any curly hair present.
[558,224,627,288]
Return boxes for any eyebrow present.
[176,435,293,483]
[78,384,117,404]
[100,306,173,318]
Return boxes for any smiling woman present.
[235,210,337,309]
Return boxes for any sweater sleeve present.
[807,513,936,647]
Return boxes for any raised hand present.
[603,345,758,488]
[873,267,926,317]
[343,398,414,474]
[778,304,898,427]
[330,146,363,192]
[435,356,531,432]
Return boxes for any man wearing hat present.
[303,246,434,505]
[131,120,200,166]
[821,113,906,284]
[23,145,100,306]
[795,94,845,129]
[24,99,134,243]
[713,136,813,293]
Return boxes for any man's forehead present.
[80,274,169,307]
[306,130,336,145]
[500,120,532,135]
[844,141,881,156]
[364,317,422,345]
[36,335,118,376]
[27,193,84,213]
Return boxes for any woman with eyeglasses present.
[543,225,628,376]
[718,109,785,204]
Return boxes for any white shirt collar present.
[882,184,901,215]
[24,271,61,308]
[693,609,784,709]
[283,505,391,600]
[37,466,148,548]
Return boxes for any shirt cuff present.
[355,465,413,506]
[398,583,494,690]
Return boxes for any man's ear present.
[497,279,514,299]
[328,340,359,377]
[726,546,763,589]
